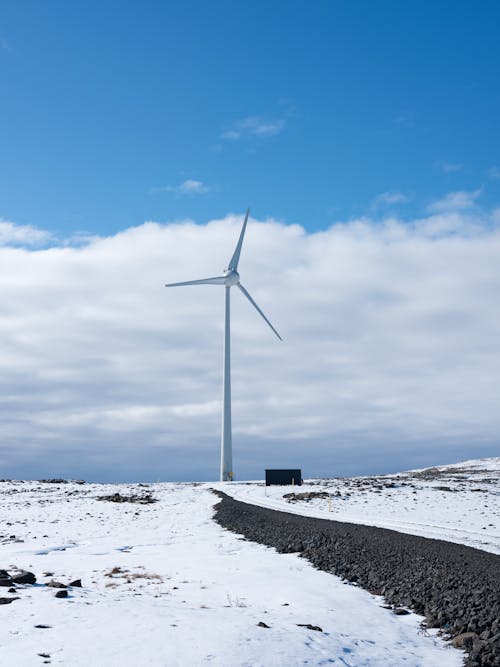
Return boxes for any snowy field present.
[0,477,464,667]
[219,458,500,555]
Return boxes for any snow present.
[219,457,500,555]
[0,480,461,666]
[412,457,500,473]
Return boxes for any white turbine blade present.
[228,208,250,271]
[238,283,282,341]
[165,275,226,287]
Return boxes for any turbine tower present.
[166,209,282,481]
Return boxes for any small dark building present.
[265,469,302,486]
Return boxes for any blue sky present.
[2,0,500,237]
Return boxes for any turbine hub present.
[223,269,240,286]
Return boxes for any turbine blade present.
[228,208,250,271]
[165,275,226,287]
[238,283,282,341]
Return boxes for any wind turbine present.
[165,209,282,482]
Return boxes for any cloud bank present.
[0,207,499,481]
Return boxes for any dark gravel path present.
[213,491,500,666]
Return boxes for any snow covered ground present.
[0,479,462,666]
[219,458,500,555]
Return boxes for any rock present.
[0,570,11,583]
[451,632,478,648]
[69,579,82,587]
[46,580,67,589]
[283,491,330,502]
[0,597,19,604]
[8,588,16,593]
[34,624,52,629]
[96,492,157,504]
[55,590,68,599]
[38,655,51,659]
[12,571,36,585]
[257,621,270,628]
[393,608,411,615]
[297,624,323,632]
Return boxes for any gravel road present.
[213,491,500,666]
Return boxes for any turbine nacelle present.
[222,269,240,286]
[165,208,282,341]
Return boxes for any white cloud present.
[439,161,462,173]
[1,210,500,482]
[156,179,210,196]
[220,130,241,141]
[221,116,285,141]
[428,188,482,212]
[372,191,409,207]
[0,219,51,246]
[246,118,285,137]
